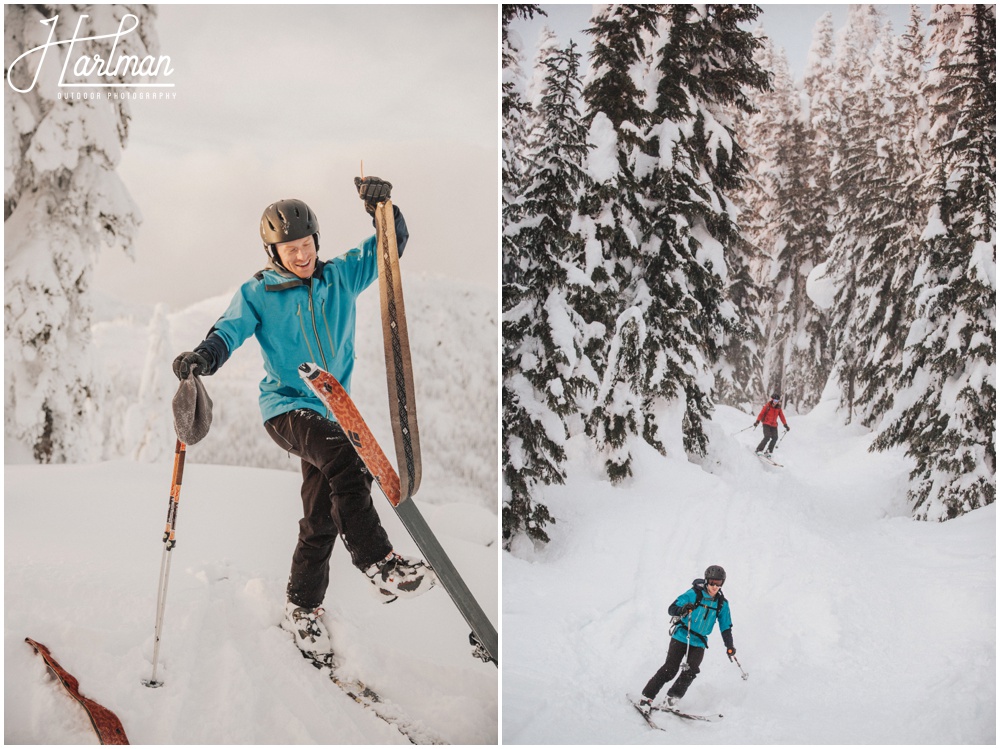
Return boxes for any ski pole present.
[143,439,186,688]
[731,425,755,436]
[681,607,696,672]
[730,653,749,681]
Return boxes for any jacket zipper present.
[295,304,319,365]
[307,281,330,372]
[320,300,337,362]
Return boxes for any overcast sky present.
[94,5,498,310]
[509,4,931,81]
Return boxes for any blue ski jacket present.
[195,208,408,424]
[669,584,733,649]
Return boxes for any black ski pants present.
[756,424,779,453]
[642,638,706,701]
[264,409,392,609]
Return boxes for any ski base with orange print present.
[25,637,130,744]
[298,362,497,667]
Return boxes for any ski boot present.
[364,551,437,603]
[282,601,333,660]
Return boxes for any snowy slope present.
[5,460,498,744]
[503,401,995,744]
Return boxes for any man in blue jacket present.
[638,565,736,710]
[172,177,436,659]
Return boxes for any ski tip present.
[298,362,320,380]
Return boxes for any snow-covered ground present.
[503,400,995,744]
[5,460,498,744]
[5,271,498,743]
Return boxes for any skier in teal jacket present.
[171,177,436,660]
[638,566,736,710]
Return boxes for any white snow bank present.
[5,461,497,744]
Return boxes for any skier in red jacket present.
[754,393,789,457]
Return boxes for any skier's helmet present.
[704,565,726,585]
[260,199,320,258]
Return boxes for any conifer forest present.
[502,5,996,542]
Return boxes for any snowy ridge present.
[503,400,995,744]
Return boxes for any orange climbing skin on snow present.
[25,637,129,744]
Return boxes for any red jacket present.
[757,401,787,428]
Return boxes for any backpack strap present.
[671,581,711,646]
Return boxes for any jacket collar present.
[260,259,326,291]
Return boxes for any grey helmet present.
[260,199,320,265]
[704,565,726,584]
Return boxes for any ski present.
[627,695,661,730]
[375,199,421,502]
[298,363,498,667]
[294,647,445,745]
[754,449,783,467]
[627,693,723,727]
[652,705,724,723]
[25,637,129,745]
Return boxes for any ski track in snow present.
[503,401,995,744]
[5,461,497,744]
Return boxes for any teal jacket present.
[196,210,407,423]
[669,585,733,649]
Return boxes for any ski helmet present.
[771,392,781,401]
[260,199,320,260]
[704,565,726,584]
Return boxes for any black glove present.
[354,176,392,215]
[722,628,735,656]
[680,602,696,616]
[753,421,759,428]
[172,351,208,380]
[784,424,791,431]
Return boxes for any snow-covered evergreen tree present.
[502,4,559,547]
[873,4,996,521]
[846,12,933,427]
[4,6,158,462]
[503,36,593,547]
[823,6,887,421]
[734,30,829,407]
[641,4,768,454]
[581,4,661,481]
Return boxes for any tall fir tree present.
[823,6,886,421]
[4,6,156,462]
[873,4,996,521]
[762,104,835,412]
[503,35,595,547]
[736,30,832,411]
[641,4,769,454]
[502,4,557,546]
[848,13,933,428]
[581,4,662,481]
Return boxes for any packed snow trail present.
[5,461,497,744]
[503,401,995,744]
